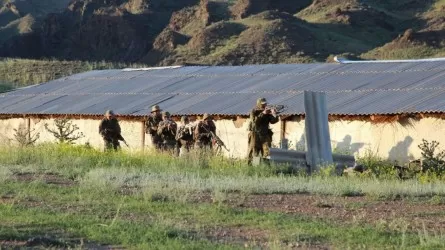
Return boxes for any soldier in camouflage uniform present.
[146,105,163,150]
[157,111,178,152]
[194,113,216,150]
[247,98,279,165]
[99,110,122,151]
[176,115,194,156]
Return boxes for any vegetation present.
[2,0,445,66]
[1,143,445,248]
[12,126,40,147]
[0,58,147,88]
[44,118,84,144]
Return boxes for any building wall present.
[1,116,444,163]
[0,118,26,146]
[0,117,144,151]
[284,117,445,163]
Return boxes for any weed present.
[44,118,85,144]
[12,126,40,147]
[418,139,445,174]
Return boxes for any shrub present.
[12,126,40,147]
[44,118,85,144]
[418,139,445,175]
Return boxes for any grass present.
[1,144,445,248]
[362,44,444,60]
[1,144,445,198]
[0,58,148,88]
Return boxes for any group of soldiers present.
[145,105,217,155]
[98,97,279,165]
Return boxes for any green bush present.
[356,149,397,179]
[418,139,445,175]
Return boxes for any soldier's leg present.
[113,140,120,151]
[168,141,177,156]
[103,139,113,152]
[151,135,161,150]
[262,135,273,165]
[262,140,271,165]
[247,132,255,165]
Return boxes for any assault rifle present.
[265,104,287,114]
[209,131,229,152]
[103,128,129,147]
[117,134,129,147]
[200,124,229,152]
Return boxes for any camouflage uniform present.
[194,113,216,150]
[99,110,122,151]
[157,111,178,152]
[176,116,194,156]
[247,98,279,165]
[146,105,163,149]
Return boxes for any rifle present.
[198,122,229,152]
[209,130,229,152]
[117,134,129,147]
[265,104,287,114]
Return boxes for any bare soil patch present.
[219,193,445,232]
[0,237,123,249]
[13,172,76,186]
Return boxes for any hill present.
[0,0,444,66]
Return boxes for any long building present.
[1,59,445,162]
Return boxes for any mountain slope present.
[0,0,445,65]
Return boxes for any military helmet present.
[162,111,171,117]
[203,113,212,120]
[151,105,162,113]
[181,116,189,122]
[256,97,267,106]
[105,110,115,116]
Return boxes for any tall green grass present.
[1,143,445,199]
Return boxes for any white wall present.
[284,117,445,163]
[0,117,144,151]
[1,116,444,162]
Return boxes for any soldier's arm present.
[269,114,279,124]
[145,117,151,133]
[194,123,201,140]
[99,120,106,135]
[210,121,216,133]
[157,122,164,136]
[171,123,177,135]
[248,109,257,131]
[115,120,121,135]
[147,117,157,134]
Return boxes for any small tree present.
[44,118,84,144]
[418,139,445,174]
[13,126,40,147]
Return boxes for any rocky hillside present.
[0,0,444,65]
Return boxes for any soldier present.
[176,115,194,156]
[157,111,177,152]
[146,105,163,150]
[247,97,279,165]
[99,110,122,151]
[194,113,216,150]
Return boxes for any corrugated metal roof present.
[2,61,445,117]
